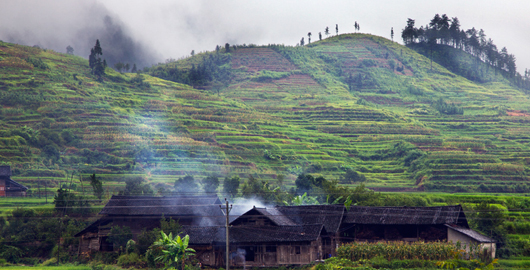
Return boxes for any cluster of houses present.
[75,195,496,267]
[0,165,498,266]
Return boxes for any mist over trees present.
[1,1,159,70]
[66,45,74,55]
[149,51,232,87]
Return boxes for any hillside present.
[2,33,530,194]
[148,33,530,192]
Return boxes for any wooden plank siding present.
[229,242,319,267]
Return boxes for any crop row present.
[337,241,457,261]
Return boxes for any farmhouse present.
[75,195,226,252]
[0,166,28,197]
[76,196,496,267]
[341,205,496,257]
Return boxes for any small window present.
[295,246,301,254]
[266,246,276,252]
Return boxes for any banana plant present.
[153,232,195,269]
[289,192,320,205]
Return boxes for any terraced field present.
[2,33,530,195]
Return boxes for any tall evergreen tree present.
[94,39,102,55]
[89,39,106,77]
[439,14,450,45]
[449,17,461,48]
[401,19,417,45]
[89,48,96,70]
[307,32,312,43]
[485,38,498,71]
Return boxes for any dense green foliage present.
[0,208,87,264]
[107,226,133,252]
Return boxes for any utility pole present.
[220,198,232,270]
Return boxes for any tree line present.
[148,51,232,88]
[401,14,518,80]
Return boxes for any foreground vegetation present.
[2,177,530,268]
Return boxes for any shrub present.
[117,253,144,268]
[0,245,24,263]
[107,226,133,252]
[41,257,58,266]
[19,257,41,265]
[361,59,377,67]
[126,239,137,254]
[25,57,49,69]
[137,229,160,254]
[91,252,119,264]
[407,85,424,95]
[339,168,367,184]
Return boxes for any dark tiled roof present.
[99,195,223,216]
[6,178,28,192]
[183,224,324,245]
[74,218,113,237]
[0,165,27,192]
[230,207,297,226]
[230,224,324,243]
[275,205,346,233]
[255,207,297,226]
[446,225,496,243]
[181,226,222,245]
[0,166,11,176]
[344,205,468,226]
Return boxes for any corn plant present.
[337,241,457,261]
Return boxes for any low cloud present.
[0,0,160,68]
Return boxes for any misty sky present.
[1,0,530,72]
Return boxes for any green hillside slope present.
[2,33,530,194]
[147,34,530,193]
